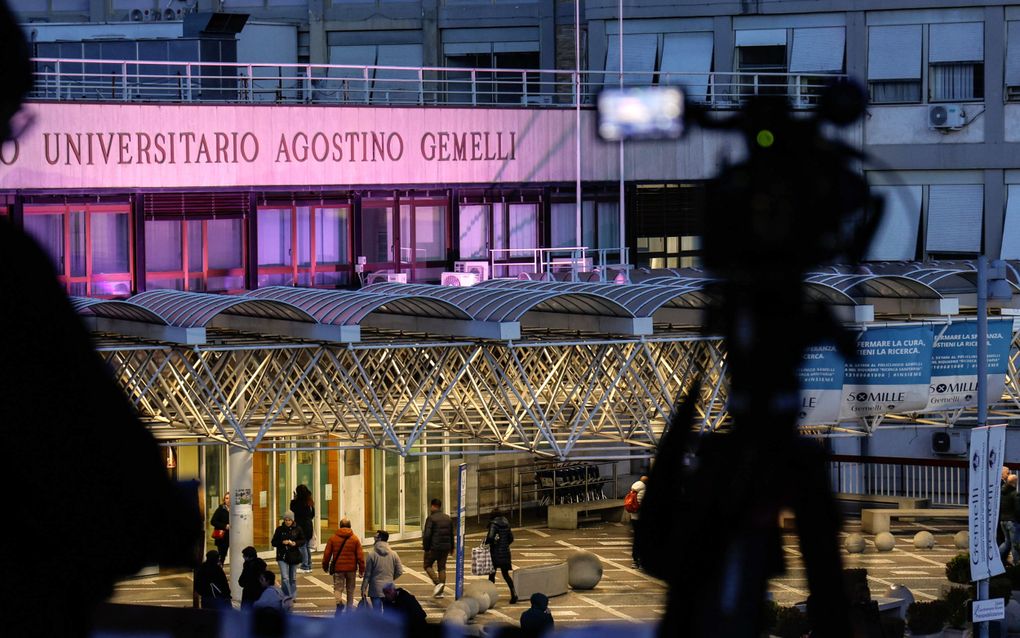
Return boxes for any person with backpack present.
[322,517,365,613]
[626,475,647,569]
[271,511,306,599]
[193,550,231,610]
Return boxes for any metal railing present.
[490,245,630,281]
[28,58,844,108]
[828,455,974,507]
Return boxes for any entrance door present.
[359,200,397,278]
[399,199,449,283]
[368,450,428,540]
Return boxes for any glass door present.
[359,200,397,279]
[368,450,429,540]
[399,198,449,283]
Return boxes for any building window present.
[145,218,245,293]
[1007,22,1020,101]
[633,184,704,269]
[22,204,132,298]
[443,49,541,105]
[868,22,984,104]
[928,23,984,102]
[735,29,788,97]
[257,205,352,288]
[867,25,923,104]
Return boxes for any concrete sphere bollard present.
[465,580,498,610]
[461,596,481,618]
[845,533,866,554]
[449,600,476,620]
[885,585,914,620]
[567,550,604,590]
[913,531,935,549]
[954,530,969,549]
[874,532,896,552]
[444,609,469,625]
[467,595,489,615]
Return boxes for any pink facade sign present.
[0,103,611,189]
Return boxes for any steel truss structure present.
[95,332,729,459]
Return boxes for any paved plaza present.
[109,514,974,631]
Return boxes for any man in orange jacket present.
[322,517,365,613]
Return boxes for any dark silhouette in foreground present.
[636,83,882,638]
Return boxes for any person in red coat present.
[322,517,365,613]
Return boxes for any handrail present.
[489,245,631,282]
[28,57,846,108]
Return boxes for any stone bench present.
[547,499,625,530]
[835,493,930,509]
[513,561,569,599]
[861,508,969,534]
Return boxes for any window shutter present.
[929,22,984,63]
[144,192,249,220]
[925,184,983,254]
[604,34,658,86]
[1006,22,1020,86]
[659,32,714,101]
[866,185,922,261]
[1002,185,1020,259]
[867,25,922,80]
[374,45,424,103]
[790,27,845,73]
[734,29,787,47]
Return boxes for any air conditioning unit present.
[454,260,490,282]
[928,104,965,130]
[441,272,479,287]
[365,272,408,285]
[931,430,966,456]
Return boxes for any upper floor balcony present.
[29,58,844,109]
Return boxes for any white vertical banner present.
[970,427,990,582]
[986,426,1007,578]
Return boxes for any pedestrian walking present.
[627,475,647,568]
[210,493,230,566]
[1001,473,1019,565]
[193,550,231,610]
[519,592,555,637]
[422,498,454,597]
[290,484,316,573]
[322,517,365,613]
[271,510,306,599]
[485,509,518,604]
[362,530,404,610]
[382,582,427,634]
[238,545,268,609]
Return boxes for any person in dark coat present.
[1001,473,1019,564]
[238,545,268,608]
[290,484,316,572]
[382,582,427,634]
[210,493,230,566]
[422,498,454,597]
[271,511,307,599]
[485,509,518,604]
[193,550,231,610]
[519,592,555,637]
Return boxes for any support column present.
[228,446,254,606]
